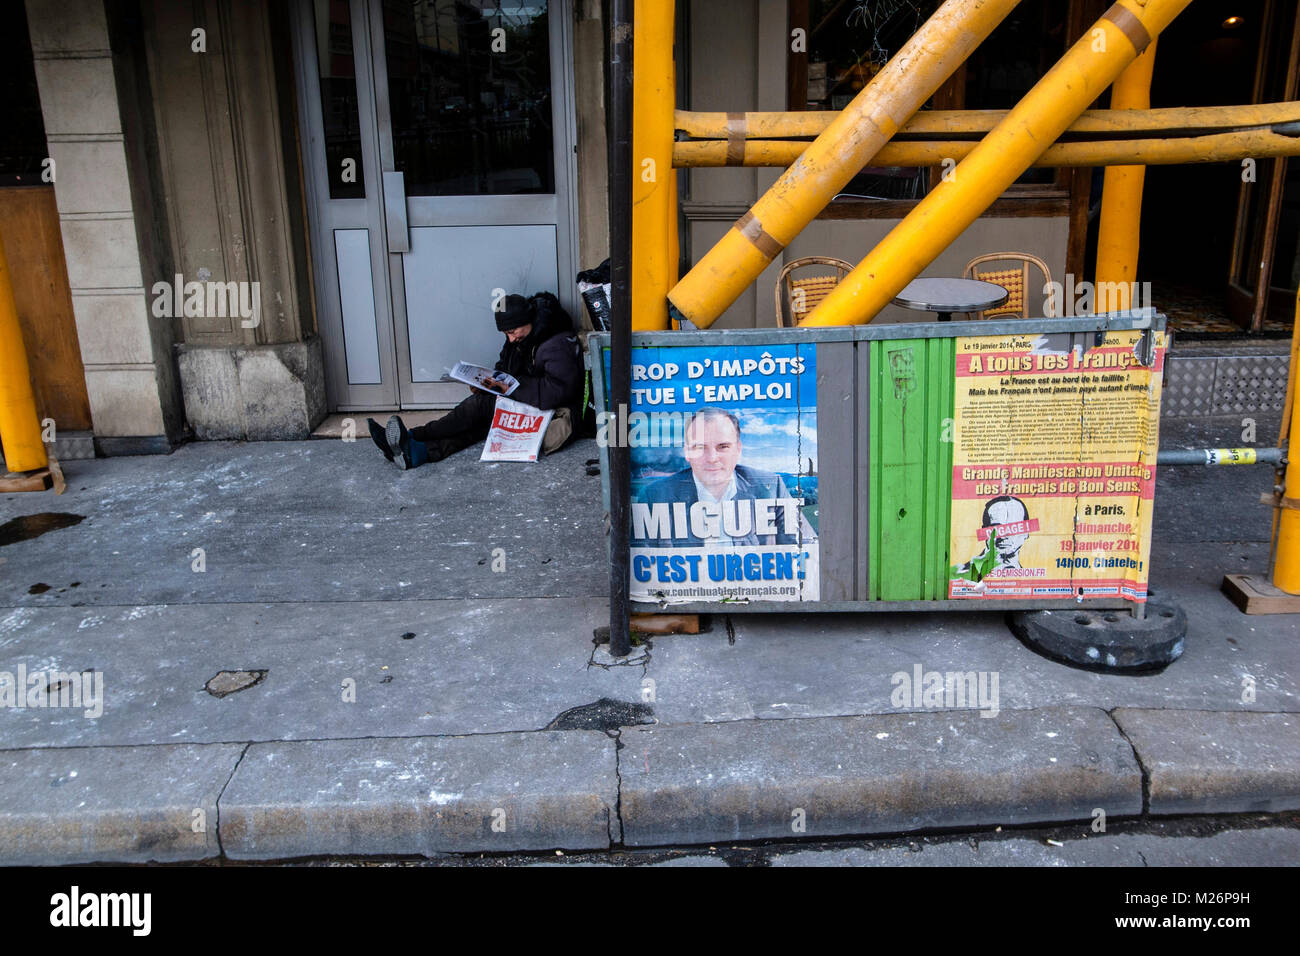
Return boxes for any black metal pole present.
[607,0,633,658]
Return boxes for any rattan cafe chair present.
[961,252,1055,319]
[774,256,855,328]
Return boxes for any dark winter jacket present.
[494,292,584,425]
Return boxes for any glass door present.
[292,0,577,409]
[293,0,400,409]
[1228,0,1300,332]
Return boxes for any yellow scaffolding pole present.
[672,127,1300,168]
[668,166,679,285]
[802,0,1193,327]
[668,42,680,287]
[631,0,675,331]
[673,102,1300,141]
[0,229,47,474]
[1095,40,1158,311]
[666,0,1022,329]
[1273,285,1300,593]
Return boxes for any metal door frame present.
[289,0,400,410]
[369,0,580,407]
[291,0,580,410]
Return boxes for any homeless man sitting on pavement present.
[367,291,584,469]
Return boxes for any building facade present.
[4,0,1296,457]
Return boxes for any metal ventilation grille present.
[1161,354,1290,417]
[1211,356,1289,415]
[1160,357,1217,417]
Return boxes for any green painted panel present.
[869,339,955,600]
[924,337,955,599]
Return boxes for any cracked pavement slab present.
[1113,709,1300,815]
[1,439,606,607]
[0,743,245,865]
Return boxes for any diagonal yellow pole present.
[666,0,1023,328]
[1095,39,1158,312]
[802,0,1194,327]
[0,229,47,473]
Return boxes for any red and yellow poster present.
[948,329,1165,602]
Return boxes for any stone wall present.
[27,0,183,454]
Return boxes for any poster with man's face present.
[949,330,1163,601]
[606,343,820,602]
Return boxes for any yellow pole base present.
[0,229,47,473]
[1273,288,1300,593]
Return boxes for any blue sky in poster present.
[605,343,818,480]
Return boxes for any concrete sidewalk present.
[0,426,1297,862]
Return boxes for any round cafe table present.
[892,277,1009,322]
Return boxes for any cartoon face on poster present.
[948,329,1164,601]
[604,343,819,602]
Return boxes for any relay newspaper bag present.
[481,396,554,462]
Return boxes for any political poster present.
[606,343,820,603]
[948,329,1164,602]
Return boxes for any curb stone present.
[1112,709,1300,814]
[2,708,1297,861]
[0,743,244,865]
[218,730,619,859]
[617,706,1143,847]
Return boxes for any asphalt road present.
[291,812,1300,866]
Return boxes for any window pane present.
[801,1,941,199]
[384,0,554,197]
[804,0,939,112]
[1273,163,1300,291]
[963,0,1065,186]
[0,0,49,186]
[315,0,366,199]
[792,0,1071,195]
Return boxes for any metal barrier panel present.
[590,312,1165,613]
[869,338,954,601]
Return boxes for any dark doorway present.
[1134,1,1298,336]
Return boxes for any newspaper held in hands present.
[447,361,518,396]
[481,396,554,462]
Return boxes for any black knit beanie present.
[495,294,533,332]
